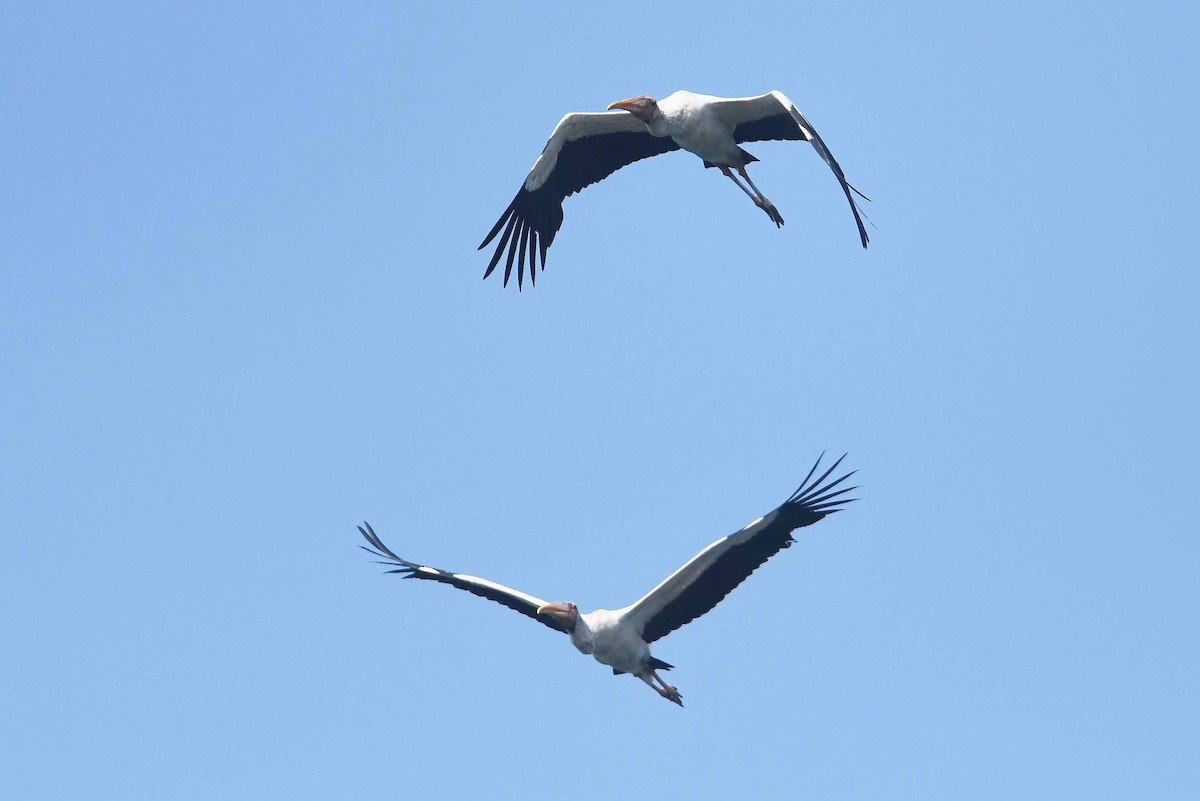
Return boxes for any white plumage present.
[359,453,856,706]
[479,90,870,289]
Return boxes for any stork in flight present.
[479,90,870,289]
[359,454,856,706]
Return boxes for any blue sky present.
[3,2,1197,799]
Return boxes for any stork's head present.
[536,601,579,633]
[607,95,658,123]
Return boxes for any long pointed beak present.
[607,97,639,112]
[536,603,575,631]
[536,603,563,619]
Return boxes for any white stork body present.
[480,90,870,289]
[572,608,645,669]
[650,91,743,164]
[359,454,856,706]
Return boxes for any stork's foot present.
[754,197,785,228]
[658,685,684,707]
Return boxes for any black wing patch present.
[358,522,569,633]
[639,454,858,645]
[732,111,807,144]
[479,131,680,290]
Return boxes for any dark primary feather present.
[639,454,857,644]
[358,523,568,633]
[734,110,870,249]
[480,130,680,290]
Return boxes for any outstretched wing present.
[709,90,870,249]
[358,522,569,633]
[620,453,858,645]
[479,111,681,290]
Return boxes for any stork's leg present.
[654,673,684,707]
[719,165,759,202]
[639,669,683,707]
[738,166,785,228]
[719,166,784,228]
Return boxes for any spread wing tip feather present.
[479,191,548,291]
[786,453,858,514]
[358,522,420,576]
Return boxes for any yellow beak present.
[607,97,640,112]
[536,602,575,630]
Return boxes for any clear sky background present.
[3,2,1197,799]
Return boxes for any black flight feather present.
[480,130,679,290]
[358,523,568,633]
[639,453,857,645]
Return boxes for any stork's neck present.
[569,616,595,655]
[645,107,670,138]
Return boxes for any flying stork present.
[359,454,856,706]
[479,90,870,289]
